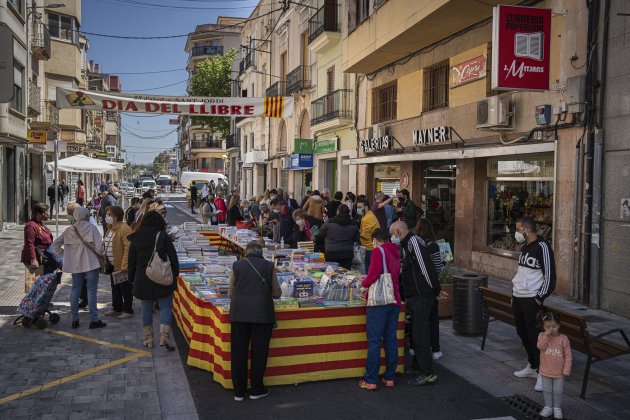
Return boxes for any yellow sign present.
[28,130,47,143]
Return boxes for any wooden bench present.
[479,286,630,399]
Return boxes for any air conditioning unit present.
[281,156,291,169]
[372,124,386,138]
[477,96,511,129]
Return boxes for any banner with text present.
[55,88,294,118]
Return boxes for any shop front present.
[314,138,338,192]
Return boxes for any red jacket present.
[20,220,53,265]
[361,242,402,306]
[214,197,227,222]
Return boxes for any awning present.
[46,155,120,173]
[345,142,555,165]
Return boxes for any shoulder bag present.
[367,246,397,307]
[145,231,173,286]
[73,225,112,274]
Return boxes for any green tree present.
[188,48,238,140]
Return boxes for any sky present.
[82,0,259,164]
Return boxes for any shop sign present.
[94,151,109,157]
[66,145,83,153]
[290,153,314,170]
[359,135,392,153]
[412,126,450,145]
[451,55,487,88]
[315,138,337,154]
[28,130,47,143]
[491,5,552,91]
[374,164,400,179]
[294,138,313,153]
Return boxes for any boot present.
[143,325,154,348]
[159,324,175,351]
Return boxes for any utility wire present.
[121,124,176,132]
[124,79,188,92]
[97,0,256,10]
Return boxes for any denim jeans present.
[71,269,100,322]
[364,304,401,384]
[141,295,173,327]
[364,249,372,274]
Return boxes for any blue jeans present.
[71,269,100,322]
[141,295,173,327]
[364,304,401,384]
[364,249,372,274]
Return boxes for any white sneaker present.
[432,351,443,360]
[553,408,563,419]
[234,396,245,402]
[534,373,544,391]
[409,348,415,356]
[539,406,552,417]
[118,312,133,319]
[513,363,538,378]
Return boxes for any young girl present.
[537,312,572,419]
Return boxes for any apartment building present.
[182,16,244,179]
[344,0,588,304]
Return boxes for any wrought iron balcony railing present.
[311,89,353,126]
[308,2,339,44]
[286,65,312,95]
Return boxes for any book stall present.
[171,223,405,389]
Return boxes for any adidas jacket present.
[512,236,556,301]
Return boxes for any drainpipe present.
[572,138,584,301]
[590,0,610,307]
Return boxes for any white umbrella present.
[46,154,118,173]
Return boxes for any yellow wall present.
[448,44,489,108]
[47,41,82,82]
[59,109,82,130]
[397,70,423,121]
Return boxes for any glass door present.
[423,161,456,253]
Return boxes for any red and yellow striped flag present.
[264,96,285,118]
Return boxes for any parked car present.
[141,179,157,193]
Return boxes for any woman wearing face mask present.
[317,204,359,269]
[21,203,60,291]
[291,209,322,245]
[102,206,134,319]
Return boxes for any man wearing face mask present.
[357,198,380,273]
[511,216,556,392]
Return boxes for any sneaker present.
[118,312,133,319]
[553,408,563,419]
[234,396,245,402]
[78,300,88,309]
[409,348,415,356]
[89,320,107,329]
[513,363,538,378]
[382,378,394,387]
[408,373,438,386]
[432,351,443,360]
[534,374,544,392]
[539,406,552,417]
[104,310,122,317]
[71,321,79,329]
[358,379,377,391]
[250,390,269,400]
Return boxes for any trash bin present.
[452,272,488,335]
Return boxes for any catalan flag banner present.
[55,87,294,118]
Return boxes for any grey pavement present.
[0,220,198,419]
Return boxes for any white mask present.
[391,235,401,245]
[273,209,280,214]
[105,215,114,225]
[514,231,526,243]
[356,208,365,216]
[296,219,304,226]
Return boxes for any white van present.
[180,172,226,190]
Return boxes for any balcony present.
[86,138,103,151]
[308,1,340,53]
[32,100,59,130]
[311,89,353,128]
[286,65,312,95]
[343,0,514,73]
[226,134,239,150]
[31,23,51,61]
[191,45,224,57]
[28,81,41,117]
[265,81,286,98]
[239,51,255,74]
[190,139,223,150]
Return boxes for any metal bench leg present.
[581,354,593,399]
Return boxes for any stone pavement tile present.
[39,414,69,420]
[71,394,106,404]
[163,414,200,420]
[89,400,125,411]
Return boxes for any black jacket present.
[128,228,179,300]
[227,204,244,226]
[230,255,277,324]
[277,206,295,246]
[326,200,342,218]
[317,214,358,255]
[47,185,62,201]
[399,232,440,299]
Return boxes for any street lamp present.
[26,3,65,233]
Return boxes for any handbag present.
[145,231,173,286]
[100,232,115,275]
[112,269,128,285]
[367,247,397,307]
[73,225,111,274]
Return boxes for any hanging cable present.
[95,0,258,11]
[123,79,187,92]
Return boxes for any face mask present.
[296,219,304,226]
[356,208,365,216]
[270,195,277,200]
[391,235,401,245]
[273,209,280,214]
[67,215,75,224]
[514,231,526,243]
[105,215,114,225]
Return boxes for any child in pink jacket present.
[537,312,572,419]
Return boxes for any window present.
[48,13,79,45]
[356,0,370,24]
[8,0,24,15]
[486,153,555,251]
[423,60,449,112]
[372,81,397,123]
[10,63,24,114]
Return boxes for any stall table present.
[173,277,405,389]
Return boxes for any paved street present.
[0,202,628,419]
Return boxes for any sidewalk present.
[437,277,630,420]
[0,225,198,419]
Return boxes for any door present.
[301,31,309,82]
[423,161,457,253]
[280,51,287,94]
[326,66,335,114]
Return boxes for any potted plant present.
[438,265,454,318]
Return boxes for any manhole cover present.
[502,394,566,419]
